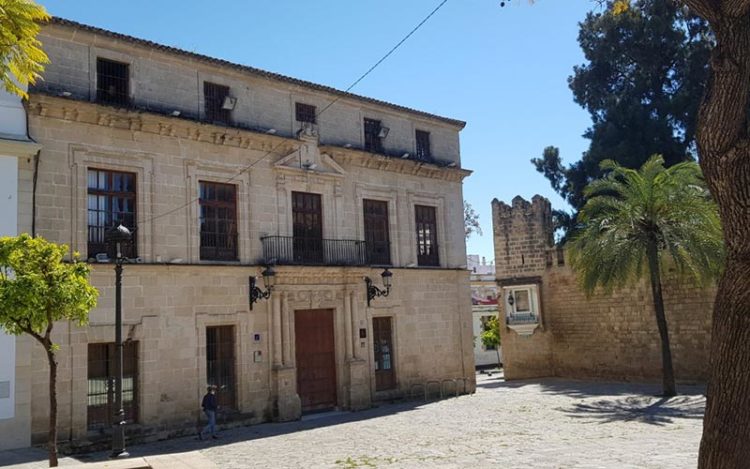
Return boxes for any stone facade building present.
[0,18,475,450]
[492,195,714,382]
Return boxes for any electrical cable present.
[136,0,451,226]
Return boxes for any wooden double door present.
[295,309,337,412]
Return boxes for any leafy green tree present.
[480,315,501,365]
[464,200,482,239]
[0,0,50,98]
[568,155,722,396]
[532,0,712,211]
[0,235,98,467]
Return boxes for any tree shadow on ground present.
[0,398,446,467]
[478,375,706,401]
[561,394,705,426]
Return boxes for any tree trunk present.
[646,239,676,397]
[676,2,750,466]
[45,346,58,467]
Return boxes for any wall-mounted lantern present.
[365,268,393,307]
[249,265,275,310]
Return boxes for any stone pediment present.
[274,128,345,178]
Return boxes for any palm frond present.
[569,154,723,295]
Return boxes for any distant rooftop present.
[467,254,495,276]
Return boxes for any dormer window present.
[96,58,130,107]
[416,130,431,160]
[204,82,232,125]
[295,102,317,124]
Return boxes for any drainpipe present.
[31,149,40,237]
[23,98,40,237]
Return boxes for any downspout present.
[23,98,41,237]
[31,149,40,237]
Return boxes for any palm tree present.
[568,155,723,396]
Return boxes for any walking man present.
[199,385,219,440]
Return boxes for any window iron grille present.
[363,199,391,265]
[199,181,238,261]
[204,82,231,125]
[87,342,138,431]
[87,168,137,259]
[415,205,439,266]
[364,118,384,154]
[416,130,431,160]
[295,102,317,124]
[96,58,130,107]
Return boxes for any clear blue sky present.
[41,0,597,262]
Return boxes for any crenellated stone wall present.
[492,195,714,383]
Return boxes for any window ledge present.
[507,322,540,337]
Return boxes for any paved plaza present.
[0,373,705,468]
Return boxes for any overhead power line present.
[138,0,451,226]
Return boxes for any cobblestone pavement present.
[1,373,705,469]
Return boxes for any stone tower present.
[491,195,554,282]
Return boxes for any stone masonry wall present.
[26,266,474,446]
[19,93,473,446]
[492,195,713,383]
[33,23,462,165]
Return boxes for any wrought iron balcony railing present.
[506,312,539,326]
[261,236,391,266]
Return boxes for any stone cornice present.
[323,146,472,183]
[28,93,471,183]
[0,137,42,158]
[497,276,543,287]
[28,93,298,155]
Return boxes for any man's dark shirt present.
[202,393,217,412]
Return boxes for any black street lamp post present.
[104,224,132,459]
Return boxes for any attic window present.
[416,130,431,160]
[295,102,317,124]
[364,118,384,154]
[96,58,130,107]
[204,82,231,125]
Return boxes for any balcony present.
[261,236,390,267]
[506,312,540,337]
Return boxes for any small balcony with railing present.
[260,236,391,267]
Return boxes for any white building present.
[468,255,501,367]
[0,82,41,450]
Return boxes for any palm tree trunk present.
[646,239,676,397]
[45,345,58,467]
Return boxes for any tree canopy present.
[568,155,723,294]
[0,235,97,339]
[0,0,49,98]
[532,0,713,212]
[0,234,98,467]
